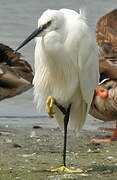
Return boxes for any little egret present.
[16,9,99,173]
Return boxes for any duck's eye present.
[107,86,112,90]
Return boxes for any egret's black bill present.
[15,27,42,51]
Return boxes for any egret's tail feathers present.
[54,90,88,132]
[54,106,65,131]
[68,101,88,132]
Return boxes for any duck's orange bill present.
[95,89,108,99]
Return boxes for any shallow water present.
[0,0,116,129]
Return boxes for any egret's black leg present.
[54,101,67,115]
[54,101,71,166]
[49,100,83,173]
[63,104,71,166]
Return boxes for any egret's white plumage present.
[33,8,99,131]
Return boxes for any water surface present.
[0,0,116,129]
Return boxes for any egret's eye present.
[42,20,52,30]
[47,20,52,26]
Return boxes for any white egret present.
[16,9,99,173]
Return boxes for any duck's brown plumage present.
[96,9,117,51]
[96,9,117,79]
[89,9,117,142]
[0,44,33,100]
[89,79,117,121]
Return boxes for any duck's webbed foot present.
[92,128,117,143]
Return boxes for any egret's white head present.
[37,9,64,36]
[15,9,64,51]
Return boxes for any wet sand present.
[0,117,117,180]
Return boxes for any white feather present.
[33,8,99,131]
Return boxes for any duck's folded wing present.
[96,9,117,51]
[0,65,31,88]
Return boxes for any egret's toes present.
[46,96,55,118]
[48,166,84,173]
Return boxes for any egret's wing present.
[78,38,99,107]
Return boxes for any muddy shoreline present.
[0,118,117,180]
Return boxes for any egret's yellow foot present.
[49,166,84,173]
[46,96,55,118]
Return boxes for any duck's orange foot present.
[91,138,112,143]
[48,166,84,173]
[92,128,117,143]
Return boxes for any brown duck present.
[89,9,117,142]
[0,43,33,100]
